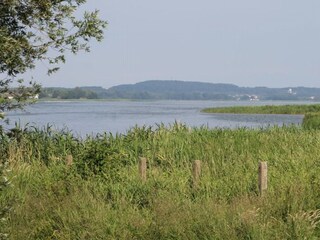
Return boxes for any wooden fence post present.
[193,160,201,188]
[258,161,267,196]
[66,155,73,167]
[139,157,147,182]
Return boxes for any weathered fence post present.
[193,160,201,188]
[66,155,73,167]
[139,157,147,182]
[258,161,267,196]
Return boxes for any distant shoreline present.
[39,81,320,101]
[37,98,138,102]
[37,98,320,103]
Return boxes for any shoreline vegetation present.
[202,103,320,115]
[39,80,320,101]
[37,98,138,102]
[202,104,320,130]
[2,123,320,238]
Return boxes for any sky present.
[27,0,320,88]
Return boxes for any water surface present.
[6,100,307,136]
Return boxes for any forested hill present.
[108,81,240,93]
[101,80,320,101]
[103,80,240,100]
[40,80,320,101]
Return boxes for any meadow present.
[1,123,320,239]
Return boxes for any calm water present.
[5,100,307,136]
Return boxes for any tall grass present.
[202,103,320,114]
[302,113,320,130]
[1,123,320,239]
[203,103,320,130]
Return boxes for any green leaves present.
[0,0,107,73]
[0,0,107,113]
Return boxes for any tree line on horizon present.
[38,81,320,101]
[39,87,99,99]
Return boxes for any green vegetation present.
[2,123,320,239]
[46,81,320,100]
[302,113,320,130]
[202,104,320,114]
[203,103,320,130]
[0,1,106,113]
[102,80,320,100]
[40,87,99,100]
[1,0,106,229]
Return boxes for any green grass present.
[2,124,320,239]
[302,113,320,130]
[202,103,320,115]
[203,103,320,129]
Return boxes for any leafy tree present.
[0,0,107,116]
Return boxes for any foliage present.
[0,0,106,113]
[40,87,98,99]
[36,82,320,100]
[101,80,320,100]
[302,113,320,130]
[0,134,11,240]
[202,103,320,114]
[0,164,10,240]
[2,124,320,238]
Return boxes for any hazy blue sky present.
[29,0,320,88]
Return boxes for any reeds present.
[1,123,320,239]
[202,103,320,114]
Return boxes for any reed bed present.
[1,123,320,239]
[202,103,320,114]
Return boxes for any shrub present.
[302,113,320,130]
[0,161,11,240]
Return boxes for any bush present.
[0,161,11,240]
[302,113,320,130]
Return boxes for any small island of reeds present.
[202,103,320,130]
[202,103,320,115]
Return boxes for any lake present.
[5,100,307,136]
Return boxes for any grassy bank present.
[2,124,320,239]
[202,103,320,114]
